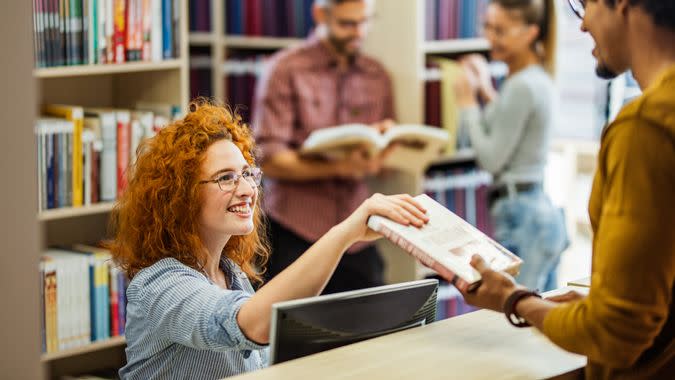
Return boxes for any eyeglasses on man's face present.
[568,0,586,19]
[199,167,263,192]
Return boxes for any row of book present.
[424,59,508,154]
[32,0,181,68]
[225,0,315,38]
[425,0,489,41]
[189,55,214,99]
[40,246,127,353]
[224,57,268,122]
[189,0,211,32]
[424,166,493,237]
[36,103,180,211]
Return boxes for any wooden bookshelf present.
[224,36,305,49]
[32,1,190,378]
[34,59,185,79]
[41,337,126,363]
[38,202,116,222]
[423,38,490,54]
[431,150,477,166]
[189,32,216,46]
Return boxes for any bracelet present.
[503,289,541,328]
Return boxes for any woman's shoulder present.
[128,258,207,296]
[504,65,554,98]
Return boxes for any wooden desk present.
[230,288,587,380]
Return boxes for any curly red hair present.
[108,99,269,283]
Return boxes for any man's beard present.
[596,62,620,80]
[328,35,359,57]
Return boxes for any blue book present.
[232,0,244,35]
[303,0,314,36]
[294,0,304,38]
[162,0,173,59]
[118,272,127,335]
[46,133,55,209]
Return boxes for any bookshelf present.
[32,1,190,378]
[40,336,126,363]
[188,0,308,102]
[33,59,185,78]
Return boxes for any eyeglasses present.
[483,23,527,39]
[568,0,586,19]
[199,167,263,192]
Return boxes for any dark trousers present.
[265,218,385,294]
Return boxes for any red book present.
[113,0,127,63]
[425,79,441,127]
[250,0,263,36]
[244,0,255,35]
[110,272,119,337]
[116,111,131,196]
[439,0,451,40]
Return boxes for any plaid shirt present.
[252,38,395,251]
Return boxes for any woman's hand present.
[454,68,480,108]
[461,54,497,103]
[339,193,429,245]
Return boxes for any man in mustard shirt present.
[442,1,675,378]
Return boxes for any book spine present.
[39,261,46,353]
[113,0,126,63]
[151,0,162,61]
[109,266,119,336]
[161,0,172,59]
[141,0,152,61]
[116,111,130,196]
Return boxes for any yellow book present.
[435,59,463,155]
[44,105,84,207]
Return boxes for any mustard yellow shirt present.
[543,65,675,379]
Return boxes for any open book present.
[368,194,522,288]
[300,124,449,173]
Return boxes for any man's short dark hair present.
[605,0,675,30]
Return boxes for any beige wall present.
[0,1,42,379]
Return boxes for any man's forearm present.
[515,296,558,330]
[262,150,341,181]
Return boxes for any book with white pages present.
[300,124,450,173]
[367,194,522,289]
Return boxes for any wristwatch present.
[503,289,541,327]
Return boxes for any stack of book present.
[36,103,180,211]
[189,0,211,32]
[424,166,493,237]
[190,52,213,99]
[224,55,269,122]
[32,0,181,68]
[40,246,127,354]
[225,0,314,38]
[425,0,489,41]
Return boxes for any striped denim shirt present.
[119,258,268,379]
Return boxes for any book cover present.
[368,194,522,287]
